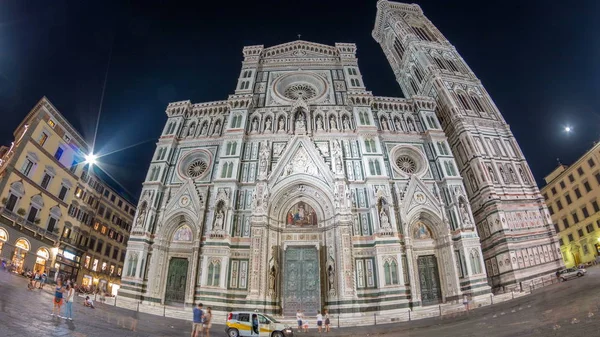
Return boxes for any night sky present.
[1,0,599,201]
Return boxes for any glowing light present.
[85,153,97,165]
[564,126,572,133]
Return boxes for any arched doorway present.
[12,238,30,273]
[410,221,442,306]
[0,227,8,256]
[164,224,193,305]
[35,248,49,273]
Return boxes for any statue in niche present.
[327,265,335,291]
[295,111,305,130]
[259,141,270,176]
[200,123,207,135]
[316,116,323,130]
[262,185,270,206]
[265,118,272,131]
[460,201,471,224]
[394,118,402,131]
[188,123,196,136]
[407,118,416,132]
[212,121,221,135]
[343,116,351,130]
[135,203,147,229]
[332,140,343,173]
[213,208,225,230]
[330,116,337,130]
[268,266,277,295]
[381,118,389,131]
[278,117,285,132]
[379,209,390,229]
[251,118,258,132]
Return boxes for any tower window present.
[393,38,405,62]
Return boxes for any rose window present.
[395,155,417,174]
[187,160,208,178]
[284,83,317,100]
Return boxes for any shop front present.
[54,247,82,283]
[11,238,30,273]
[34,248,50,274]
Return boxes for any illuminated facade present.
[0,97,134,294]
[541,143,600,268]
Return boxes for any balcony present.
[0,207,59,243]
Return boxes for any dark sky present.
[1,0,599,200]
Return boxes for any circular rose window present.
[187,160,208,178]
[391,145,427,177]
[396,155,417,174]
[284,83,317,100]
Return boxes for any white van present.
[225,311,294,337]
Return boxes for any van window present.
[238,313,250,322]
[258,315,269,324]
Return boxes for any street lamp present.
[84,153,97,166]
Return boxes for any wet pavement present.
[1,267,599,336]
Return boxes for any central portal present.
[283,247,321,316]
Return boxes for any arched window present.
[413,66,424,83]
[457,92,471,110]
[207,260,221,286]
[433,57,447,71]
[393,38,405,61]
[384,259,399,285]
[369,160,376,175]
[410,78,419,94]
[471,95,486,112]
[231,115,238,128]
[447,58,459,72]
[384,261,391,285]
[221,163,228,179]
[374,160,382,175]
[231,142,237,154]
[227,162,234,178]
[470,250,482,274]
[127,253,138,277]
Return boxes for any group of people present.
[50,278,75,320]
[191,303,213,337]
[296,309,331,333]
[27,271,48,290]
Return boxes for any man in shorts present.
[192,302,204,337]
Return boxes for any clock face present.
[179,195,190,207]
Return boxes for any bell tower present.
[373,1,562,290]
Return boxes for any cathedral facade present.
[120,1,561,315]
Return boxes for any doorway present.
[164,258,188,305]
[283,247,320,316]
[417,255,442,306]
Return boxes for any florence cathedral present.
[120,1,562,316]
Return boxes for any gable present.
[262,41,339,60]
[402,175,442,216]
[162,178,205,220]
[269,136,334,187]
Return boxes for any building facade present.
[0,97,135,295]
[372,1,562,289]
[541,143,600,268]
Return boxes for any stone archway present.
[405,210,460,307]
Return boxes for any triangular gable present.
[162,178,204,220]
[269,136,334,187]
[402,175,442,216]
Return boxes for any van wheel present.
[272,332,284,337]
[228,329,240,337]
[577,273,583,277]
[560,277,566,282]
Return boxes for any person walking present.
[203,307,212,337]
[51,279,65,317]
[40,272,47,289]
[191,303,204,337]
[63,284,74,320]
[316,310,323,333]
[324,309,331,332]
[296,309,303,332]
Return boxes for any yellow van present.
[225,311,294,337]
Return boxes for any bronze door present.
[417,255,442,305]
[283,247,320,316]
[164,258,188,305]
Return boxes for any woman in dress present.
[51,278,65,317]
[203,306,212,337]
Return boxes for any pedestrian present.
[316,310,323,333]
[203,306,212,337]
[463,295,469,313]
[324,309,331,332]
[33,272,40,288]
[63,284,74,320]
[84,295,95,309]
[51,278,65,317]
[296,309,303,332]
[40,272,47,289]
[252,313,259,335]
[191,302,204,337]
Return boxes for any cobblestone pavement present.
[1,268,600,337]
